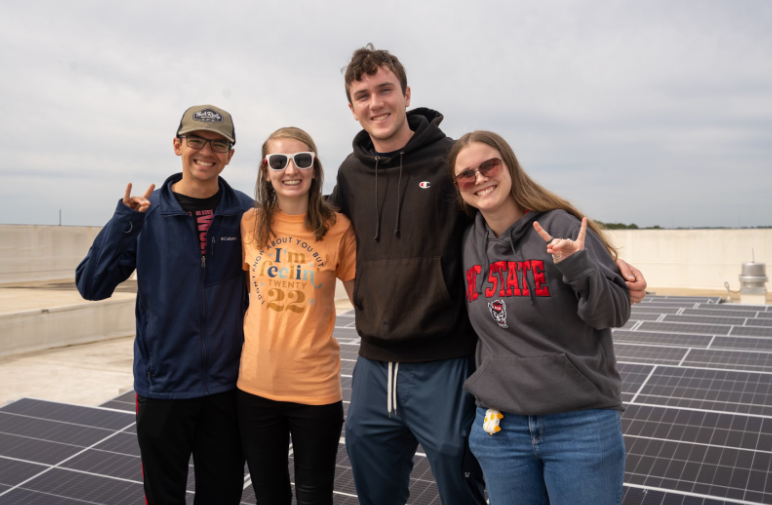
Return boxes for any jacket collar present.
[158,173,242,216]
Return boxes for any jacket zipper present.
[200,249,209,394]
[187,213,210,395]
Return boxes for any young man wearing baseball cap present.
[330,45,648,504]
[76,105,252,504]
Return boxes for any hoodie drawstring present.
[387,361,399,416]
[373,156,381,240]
[394,152,404,236]
[476,222,537,305]
[509,241,537,305]
[476,228,490,296]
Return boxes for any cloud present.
[1,0,770,228]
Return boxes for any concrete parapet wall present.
[0,225,102,284]
[2,224,770,293]
[606,229,772,290]
[0,297,136,358]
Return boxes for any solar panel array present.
[2,298,772,504]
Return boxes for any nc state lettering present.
[466,260,550,302]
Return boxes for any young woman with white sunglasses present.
[238,127,356,505]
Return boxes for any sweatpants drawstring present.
[387,361,399,417]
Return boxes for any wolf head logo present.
[488,300,508,328]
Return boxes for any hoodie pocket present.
[354,257,454,340]
[463,354,599,415]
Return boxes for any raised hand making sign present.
[122,183,156,213]
[533,216,588,263]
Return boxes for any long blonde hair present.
[252,127,337,248]
[447,130,618,260]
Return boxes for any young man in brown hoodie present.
[329,45,647,504]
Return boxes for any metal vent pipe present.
[740,262,767,305]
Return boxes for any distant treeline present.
[596,222,772,230]
[597,222,663,230]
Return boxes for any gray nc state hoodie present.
[462,209,630,415]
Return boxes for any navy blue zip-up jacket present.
[76,174,254,399]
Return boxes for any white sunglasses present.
[265,152,316,170]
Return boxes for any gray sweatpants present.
[344,355,486,505]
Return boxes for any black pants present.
[135,390,244,505]
[237,389,344,505]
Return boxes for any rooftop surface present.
[2,286,772,503]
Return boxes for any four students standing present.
[77,45,648,504]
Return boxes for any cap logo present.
[193,108,223,123]
[419,181,431,189]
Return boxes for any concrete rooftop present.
[0,279,355,407]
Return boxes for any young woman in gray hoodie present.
[447,131,631,505]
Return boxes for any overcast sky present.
[1,0,770,228]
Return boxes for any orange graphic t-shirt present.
[238,209,356,405]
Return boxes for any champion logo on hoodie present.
[419,181,431,189]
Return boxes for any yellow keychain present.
[483,408,503,435]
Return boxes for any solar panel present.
[621,486,732,505]
[639,322,732,336]
[730,326,772,338]
[631,366,772,417]
[684,307,761,318]
[618,363,655,402]
[4,299,772,504]
[613,330,713,348]
[645,296,723,304]
[633,306,682,315]
[711,336,772,352]
[664,314,747,326]
[629,313,667,322]
[638,303,703,310]
[695,303,767,313]
[623,405,772,503]
[616,343,690,365]
[684,349,772,373]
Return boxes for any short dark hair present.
[344,44,408,103]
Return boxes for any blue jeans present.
[469,407,625,505]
